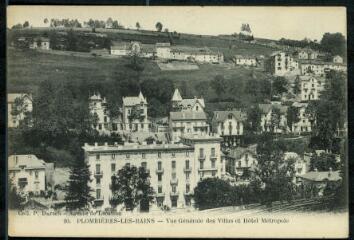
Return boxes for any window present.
[141,162,147,169]
[185,160,190,169]
[35,171,39,179]
[96,164,100,174]
[96,178,101,185]
[172,152,176,158]
[126,154,130,159]
[112,154,115,159]
[141,123,144,129]
[186,151,189,157]
[211,160,216,168]
[158,173,162,181]
[196,106,199,111]
[142,153,146,159]
[186,173,190,180]
[112,123,117,131]
[199,148,204,158]
[185,198,191,206]
[200,161,204,169]
[98,124,102,130]
[211,148,215,157]
[104,116,107,123]
[228,114,232,119]
[212,171,216,177]
[126,163,130,167]
[158,186,162,193]
[158,152,161,158]
[158,161,162,170]
[96,189,101,199]
[111,163,116,173]
[96,154,100,160]
[172,172,177,179]
[172,161,176,169]
[171,198,177,208]
[186,184,190,193]
[245,159,249,167]
[238,161,241,168]
[172,185,177,193]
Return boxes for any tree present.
[65,149,94,210]
[8,181,26,210]
[136,22,141,30]
[269,107,282,133]
[12,23,23,29]
[286,106,300,132]
[321,32,346,57]
[126,55,145,87]
[44,18,49,24]
[155,22,163,32]
[272,76,288,96]
[110,165,154,211]
[310,152,339,171]
[193,178,233,210]
[252,134,296,206]
[23,21,30,28]
[245,105,262,133]
[306,71,346,151]
[211,75,227,101]
[106,17,113,28]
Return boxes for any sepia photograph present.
[6,6,348,238]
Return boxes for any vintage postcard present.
[7,6,348,238]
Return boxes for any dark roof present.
[228,144,257,160]
[170,111,207,121]
[212,110,247,122]
[258,104,287,114]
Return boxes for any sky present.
[7,6,347,41]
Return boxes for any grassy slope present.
[8,48,269,95]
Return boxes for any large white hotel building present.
[83,134,224,209]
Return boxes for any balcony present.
[198,167,218,172]
[94,196,104,203]
[94,171,103,178]
[210,155,218,160]
[198,155,206,161]
[170,191,179,197]
[183,167,192,173]
[184,191,194,196]
[170,178,179,185]
[155,168,164,174]
[156,192,165,198]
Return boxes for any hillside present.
[8,27,277,60]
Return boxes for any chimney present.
[114,142,118,146]
[94,142,98,147]
[104,142,108,146]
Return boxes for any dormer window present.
[228,114,232,120]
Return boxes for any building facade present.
[211,110,246,147]
[169,111,209,142]
[225,145,257,181]
[122,92,150,132]
[259,103,288,133]
[291,102,312,134]
[83,134,223,209]
[7,93,33,128]
[89,93,123,135]
[233,55,257,66]
[299,75,325,101]
[266,51,299,76]
[171,88,205,112]
[300,61,347,76]
[29,37,50,50]
[8,155,47,195]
